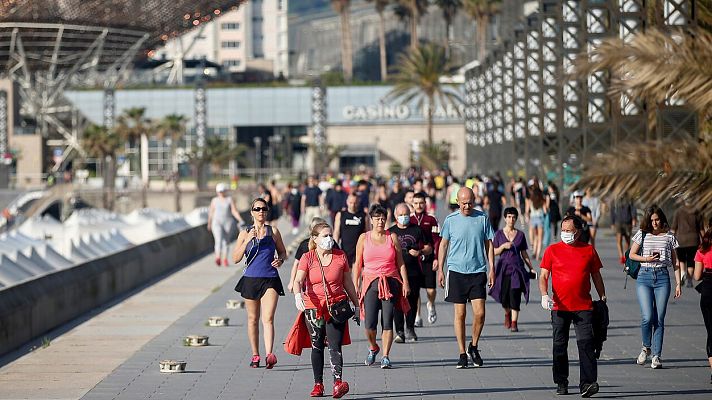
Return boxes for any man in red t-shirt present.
[539,215,606,397]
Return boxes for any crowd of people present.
[204,169,712,398]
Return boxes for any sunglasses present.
[252,207,269,212]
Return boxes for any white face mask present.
[291,188,298,195]
[317,236,334,250]
[396,215,410,226]
[561,231,576,244]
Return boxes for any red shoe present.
[249,355,260,368]
[619,256,626,265]
[510,321,519,332]
[332,380,349,398]
[310,382,325,397]
[222,258,229,267]
[215,257,221,266]
[265,353,277,369]
[504,311,512,329]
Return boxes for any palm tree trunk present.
[410,6,419,50]
[339,6,353,83]
[427,95,434,146]
[477,16,487,61]
[444,20,452,60]
[103,155,116,210]
[378,10,388,81]
[171,145,181,212]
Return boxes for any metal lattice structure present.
[465,0,699,184]
[0,1,242,172]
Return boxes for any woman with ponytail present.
[292,222,359,398]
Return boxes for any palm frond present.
[573,137,712,218]
[574,28,712,117]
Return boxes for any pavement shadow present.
[593,389,712,398]
[354,385,552,398]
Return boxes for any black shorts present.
[234,276,285,300]
[422,261,437,289]
[445,270,487,303]
[677,246,698,269]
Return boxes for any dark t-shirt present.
[388,191,406,213]
[304,186,322,207]
[325,189,347,213]
[295,238,340,260]
[338,210,366,258]
[486,190,505,216]
[390,224,431,277]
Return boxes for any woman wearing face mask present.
[489,207,535,332]
[292,222,359,398]
[353,204,410,369]
[233,198,287,369]
[628,206,681,369]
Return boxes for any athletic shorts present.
[445,270,487,303]
[530,216,544,228]
[422,261,437,289]
[677,246,698,269]
[234,276,285,300]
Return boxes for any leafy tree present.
[434,0,462,59]
[393,0,428,50]
[187,135,247,191]
[154,114,187,212]
[331,1,354,83]
[82,124,122,210]
[115,107,151,189]
[462,0,501,61]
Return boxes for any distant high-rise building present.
[155,0,289,78]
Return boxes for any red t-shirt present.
[695,248,712,270]
[540,241,602,311]
[298,249,349,309]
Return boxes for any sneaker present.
[510,321,519,332]
[556,383,568,395]
[380,356,392,369]
[651,355,662,369]
[365,345,380,366]
[468,342,483,367]
[249,355,260,368]
[619,256,626,265]
[636,347,650,365]
[580,382,599,398]
[427,302,437,324]
[310,382,324,397]
[504,311,512,329]
[292,227,299,235]
[394,332,405,343]
[405,328,418,342]
[222,258,228,267]
[265,353,277,369]
[456,353,468,369]
[332,380,349,398]
[414,315,423,327]
[215,257,221,266]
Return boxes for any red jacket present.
[284,311,352,356]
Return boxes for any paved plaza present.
[2,219,711,400]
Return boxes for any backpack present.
[623,231,646,288]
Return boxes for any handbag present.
[623,231,646,288]
[314,251,354,324]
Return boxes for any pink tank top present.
[363,231,398,276]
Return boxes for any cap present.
[216,183,227,193]
[573,190,584,197]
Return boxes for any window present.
[221,22,240,30]
[221,41,241,48]
[223,59,241,67]
[252,16,263,22]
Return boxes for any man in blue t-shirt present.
[438,187,495,369]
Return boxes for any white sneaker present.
[427,302,437,324]
[414,315,423,328]
[636,347,650,365]
[651,355,662,369]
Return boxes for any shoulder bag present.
[623,231,646,288]
[314,251,354,324]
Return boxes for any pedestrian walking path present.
[2,222,711,399]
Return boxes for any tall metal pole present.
[0,90,8,188]
[311,79,327,175]
[194,81,207,190]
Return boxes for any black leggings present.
[394,277,421,333]
[364,278,400,331]
[701,290,712,358]
[305,310,346,383]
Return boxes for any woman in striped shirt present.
[628,206,682,369]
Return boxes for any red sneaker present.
[504,311,512,329]
[332,380,349,398]
[310,382,325,397]
[619,256,626,265]
[249,355,260,368]
[265,353,277,369]
[222,258,229,267]
[510,321,519,332]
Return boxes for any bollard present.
[207,316,229,327]
[159,360,186,373]
[226,299,245,309]
[183,335,209,346]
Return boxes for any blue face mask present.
[397,215,410,226]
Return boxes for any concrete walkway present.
[2,220,712,399]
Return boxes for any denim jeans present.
[551,310,597,388]
[636,267,671,357]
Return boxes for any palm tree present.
[387,43,462,169]
[463,0,501,61]
[154,114,187,212]
[82,124,122,210]
[435,0,462,59]
[366,0,391,81]
[115,107,152,190]
[573,27,712,218]
[187,135,247,191]
[331,0,354,83]
[394,0,428,50]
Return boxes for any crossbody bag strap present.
[314,250,333,306]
